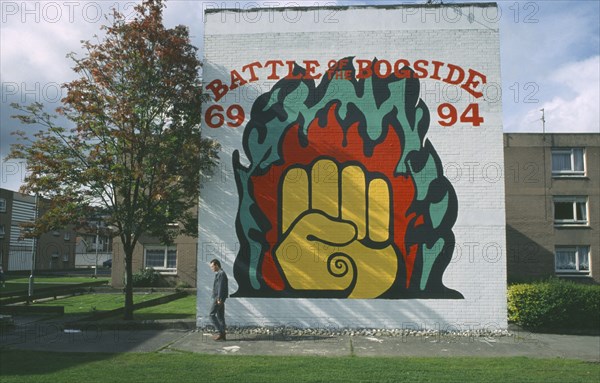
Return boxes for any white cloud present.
[498,1,599,132]
[0,2,116,83]
[1,1,598,191]
[520,56,600,133]
[2,25,76,83]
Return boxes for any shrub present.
[508,278,600,331]
[132,268,160,287]
[175,281,192,289]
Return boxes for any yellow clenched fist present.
[273,159,399,298]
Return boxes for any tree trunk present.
[123,248,134,320]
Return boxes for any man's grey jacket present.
[212,269,229,302]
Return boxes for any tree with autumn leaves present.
[8,0,219,319]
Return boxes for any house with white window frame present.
[110,231,198,288]
[504,133,599,283]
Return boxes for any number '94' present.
[437,103,483,127]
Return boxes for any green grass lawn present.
[33,293,168,318]
[0,351,597,383]
[31,292,196,321]
[1,276,110,295]
[133,294,196,320]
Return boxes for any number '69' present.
[205,104,245,128]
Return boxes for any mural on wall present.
[231,58,462,299]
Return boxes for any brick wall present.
[111,234,197,288]
[504,133,600,283]
[199,3,507,330]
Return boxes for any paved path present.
[1,317,598,362]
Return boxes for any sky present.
[1,0,599,192]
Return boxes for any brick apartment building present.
[504,133,600,283]
[0,188,77,272]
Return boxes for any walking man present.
[209,259,228,341]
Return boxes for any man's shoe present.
[214,333,226,341]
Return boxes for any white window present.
[64,232,71,241]
[0,225,5,238]
[144,246,177,272]
[552,148,585,176]
[555,246,590,274]
[553,197,588,225]
[0,198,6,212]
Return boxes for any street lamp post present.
[27,194,38,302]
[94,223,99,278]
[28,244,36,300]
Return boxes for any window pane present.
[578,246,589,271]
[145,249,165,268]
[575,202,587,221]
[166,249,177,268]
[552,152,571,171]
[554,202,574,220]
[573,148,584,172]
[556,249,576,270]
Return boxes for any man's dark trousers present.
[209,299,225,335]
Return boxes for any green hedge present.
[132,268,160,287]
[508,279,600,331]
